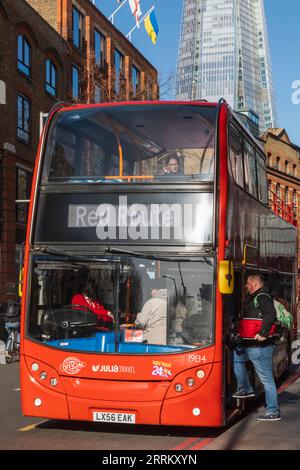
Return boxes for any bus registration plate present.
[93,411,136,424]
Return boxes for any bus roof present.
[55,100,219,114]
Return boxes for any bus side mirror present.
[218,260,234,294]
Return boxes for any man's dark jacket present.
[241,286,277,347]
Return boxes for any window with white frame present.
[16,167,32,224]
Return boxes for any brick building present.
[262,128,300,269]
[26,0,159,103]
[0,0,69,302]
[0,0,158,302]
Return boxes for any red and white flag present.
[128,0,142,27]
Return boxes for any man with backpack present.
[232,274,282,421]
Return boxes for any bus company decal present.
[91,364,136,374]
[152,360,172,378]
[60,357,86,375]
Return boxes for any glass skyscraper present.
[175,0,277,131]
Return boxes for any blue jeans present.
[233,345,279,415]
[5,322,20,344]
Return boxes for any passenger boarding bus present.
[20,101,297,427]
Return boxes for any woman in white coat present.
[135,279,167,345]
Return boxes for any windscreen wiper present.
[31,246,112,264]
[32,246,209,263]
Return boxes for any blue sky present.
[96,0,300,145]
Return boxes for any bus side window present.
[256,150,268,205]
[243,138,258,199]
[229,124,244,188]
[275,274,293,312]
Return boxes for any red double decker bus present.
[20,100,297,427]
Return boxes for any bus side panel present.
[20,356,70,420]
[160,362,223,427]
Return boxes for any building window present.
[72,7,84,49]
[268,179,272,201]
[45,59,57,96]
[94,30,105,67]
[147,82,153,100]
[94,84,101,103]
[267,153,272,167]
[285,160,289,174]
[276,183,281,201]
[17,35,31,77]
[114,49,125,95]
[285,187,289,205]
[276,157,280,170]
[72,65,80,100]
[132,66,141,97]
[293,164,297,177]
[293,190,297,209]
[17,94,31,143]
[16,167,32,224]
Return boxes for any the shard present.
[175,0,277,131]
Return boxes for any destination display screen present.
[34,192,213,245]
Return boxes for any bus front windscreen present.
[42,104,216,184]
[27,256,214,353]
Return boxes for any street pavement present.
[203,310,300,450]
[203,367,300,450]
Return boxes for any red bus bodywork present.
[20,101,297,427]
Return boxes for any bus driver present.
[71,276,114,331]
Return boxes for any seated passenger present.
[135,279,167,345]
[181,313,211,345]
[71,278,114,331]
[170,294,210,345]
[163,155,184,176]
[181,292,212,345]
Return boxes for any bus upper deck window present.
[43,105,216,183]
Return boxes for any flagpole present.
[126,4,156,41]
[109,0,128,25]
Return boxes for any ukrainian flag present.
[144,10,159,45]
